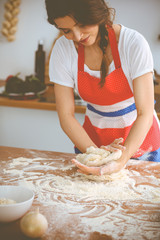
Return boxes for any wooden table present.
[0,146,160,240]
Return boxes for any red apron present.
[77,26,160,159]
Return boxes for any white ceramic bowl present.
[0,185,34,222]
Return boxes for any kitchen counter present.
[0,146,160,240]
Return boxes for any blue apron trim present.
[87,103,136,117]
[74,147,82,154]
[137,147,160,162]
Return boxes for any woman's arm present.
[54,83,97,152]
[121,72,154,163]
[72,72,155,175]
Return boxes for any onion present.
[20,208,48,238]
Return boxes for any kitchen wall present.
[110,0,160,74]
[0,0,59,80]
[0,0,160,80]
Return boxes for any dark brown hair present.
[45,0,115,87]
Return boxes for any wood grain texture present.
[0,146,160,240]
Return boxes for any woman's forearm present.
[54,84,96,152]
[60,115,97,153]
[121,113,153,164]
[120,73,155,164]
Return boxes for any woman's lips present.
[80,36,90,44]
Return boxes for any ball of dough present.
[76,146,122,167]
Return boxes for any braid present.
[99,24,109,87]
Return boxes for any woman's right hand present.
[101,137,126,152]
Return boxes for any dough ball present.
[76,146,122,167]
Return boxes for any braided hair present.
[45,0,115,87]
[99,24,109,87]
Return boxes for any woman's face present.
[54,16,99,46]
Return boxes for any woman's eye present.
[63,29,70,34]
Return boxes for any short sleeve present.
[49,37,74,88]
[128,32,154,80]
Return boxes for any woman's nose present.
[73,28,83,42]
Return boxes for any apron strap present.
[106,25,121,69]
[78,43,84,71]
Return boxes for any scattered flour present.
[1,156,160,240]
[2,156,160,204]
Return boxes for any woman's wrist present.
[117,152,129,167]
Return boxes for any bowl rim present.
[0,185,34,206]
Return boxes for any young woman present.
[45,0,160,175]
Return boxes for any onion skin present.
[20,209,48,238]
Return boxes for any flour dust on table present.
[1,155,160,240]
[2,156,160,203]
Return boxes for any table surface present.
[0,146,160,240]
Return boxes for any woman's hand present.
[101,137,126,152]
[72,158,125,176]
[72,138,126,176]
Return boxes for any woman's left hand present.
[71,158,125,176]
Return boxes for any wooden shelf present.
[0,80,86,113]
[0,96,86,113]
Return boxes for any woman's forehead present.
[54,16,76,29]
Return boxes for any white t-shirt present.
[49,25,153,94]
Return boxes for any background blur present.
[0,0,160,80]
